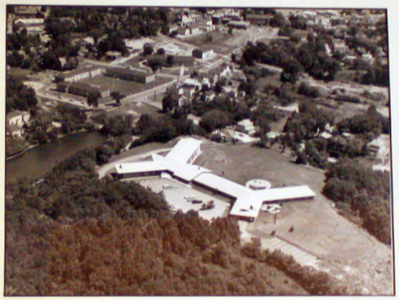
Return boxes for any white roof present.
[15,18,44,25]
[229,196,263,219]
[193,173,249,198]
[230,185,315,218]
[115,161,169,174]
[115,137,316,221]
[165,137,202,164]
[237,119,254,127]
[251,185,316,202]
[171,162,210,182]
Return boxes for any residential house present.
[367,138,380,156]
[204,90,216,101]
[14,18,45,35]
[315,16,331,28]
[178,95,191,107]
[181,14,194,26]
[187,114,201,125]
[246,14,273,26]
[177,27,190,36]
[333,39,348,53]
[227,21,250,29]
[106,51,122,61]
[169,25,179,34]
[59,57,67,69]
[236,119,256,136]
[198,72,218,88]
[212,63,233,78]
[198,19,215,31]
[212,15,223,25]
[14,6,41,17]
[188,24,201,35]
[7,124,24,138]
[192,48,214,59]
[222,86,238,98]
[7,110,31,127]
[362,53,374,63]
[6,110,31,138]
[180,85,197,98]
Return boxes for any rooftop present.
[55,65,103,78]
[7,110,29,119]
[115,137,316,220]
[106,67,154,78]
[165,137,203,164]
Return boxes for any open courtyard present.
[79,74,173,97]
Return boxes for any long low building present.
[113,137,315,221]
[54,65,104,83]
[56,82,109,98]
[105,67,155,84]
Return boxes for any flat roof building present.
[56,82,109,98]
[54,65,105,83]
[105,67,155,84]
[246,14,273,25]
[113,137,316,222]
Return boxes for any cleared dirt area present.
[195,140,393,294]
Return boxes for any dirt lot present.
[195,140,393,294]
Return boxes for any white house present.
[236,119,256,136]
[7,110,31,127]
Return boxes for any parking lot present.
[136,177,231,221]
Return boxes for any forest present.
[5,137,346,296]
[322,159,391,244]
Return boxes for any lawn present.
[160,65,202,76]
[194,140,392,269]
[80,74,173,97]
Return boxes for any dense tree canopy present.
[322,159,391,244]
[6,75,38,113]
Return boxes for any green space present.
[195,141,390,263]
[80,75,173,97]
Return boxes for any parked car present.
[200,200,215,210]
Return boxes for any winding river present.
[6,131,107,184]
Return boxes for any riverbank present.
[6,129,95,161]
[6,131,107,184]
[6,143,38,161]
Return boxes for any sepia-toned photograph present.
[3,2,394,296]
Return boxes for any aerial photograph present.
[4,4,393,296]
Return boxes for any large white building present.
[114,137,315,221]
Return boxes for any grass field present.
[194,140,392,292]
[80,75,173,97]
[160,65,202,76]
[101,137,392,294]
